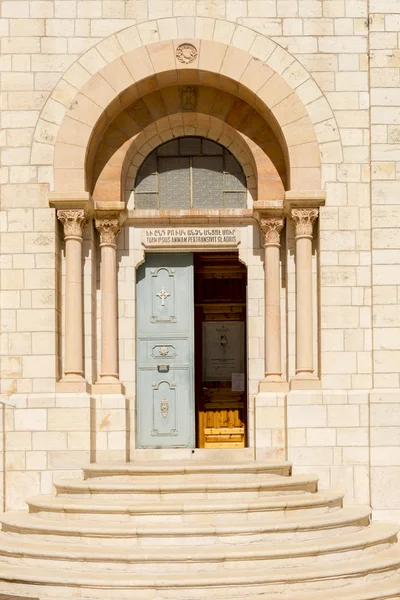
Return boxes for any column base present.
[56,377,91,393]
[259,379,289,392]
[92,379,125,394]
[290,375,321,390]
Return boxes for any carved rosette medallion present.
[95,218,121,248]
[176,43,198,64]
[291,208,319,238]
[57,209,87,240]
[260,217,285,247]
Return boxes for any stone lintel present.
[48,192,94,216]
[126,208,254,226]
[95,200,125,213]
[252,200,284,212]
[284,190,326,210]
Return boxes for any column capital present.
[57,209,87,240]
[95,216,121,248]
[291,207,319,239]
[259,216,285,247]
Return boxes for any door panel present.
[136,253,194,448]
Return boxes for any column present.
[291,207,319,387]
[57,209,88,392]
[259,216,287,391]
[94,216,123,393]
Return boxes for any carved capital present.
[95,217,121,247]
[291,208,318,238]
[57,209,87,239]
[259,217,285,246]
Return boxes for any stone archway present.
[33,18,343,201]
[45,17,332,405]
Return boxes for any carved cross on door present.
[156,287,170,306]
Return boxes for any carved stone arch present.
[91,113,285,208]
[35,18,341,201]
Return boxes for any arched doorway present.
[135,137,248,449]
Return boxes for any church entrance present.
[136,252,247,449]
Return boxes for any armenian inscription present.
[143,228,239,247]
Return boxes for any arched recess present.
[35,18,340,201]
[92,111,286,208]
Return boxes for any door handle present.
[157,364,169,373]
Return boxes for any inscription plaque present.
[202,322,244,381]
[143,227,239,248]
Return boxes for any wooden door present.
[195,253,247,448]
[136,253,195,448]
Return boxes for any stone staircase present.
[0,460,399,599]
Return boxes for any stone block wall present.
[0,0,400,519]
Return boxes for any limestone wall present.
[0,0,399,519]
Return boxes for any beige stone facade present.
[0,0,400,530]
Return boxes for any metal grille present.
[135,154,157,192]
[135,193,159,210]
[192,156,224,208]
[159,157,191,209]
[134,136,247,210]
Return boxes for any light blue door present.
[136,253,194,448]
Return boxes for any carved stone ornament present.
[176,43,198,64]
[291,208,319,238]
[95,218,121,247]
[57,209,87,239]
[181,86,197,111]
[160,396,169,419]
[260,217,285,246]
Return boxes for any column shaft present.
[291,208,319,381]
[95,217,121,388]
[65,237,84,376]
[57,209,87,385]
[100,244,118,379]
[259,216,287,390]
[295,234,314,375]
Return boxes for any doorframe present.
[132,224,257,451]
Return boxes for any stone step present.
[0,545,398,598]
[82,460,292,481]
[53,473,319,501]
[27,489,344,523]
[215,574,400,600]
[127,448,255,462]
[0,506,372,546]
[0,522,396,573]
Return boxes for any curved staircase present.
[0,460,399,599]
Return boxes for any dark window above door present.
[134,136,247,210]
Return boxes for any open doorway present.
[194,253,247,448]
